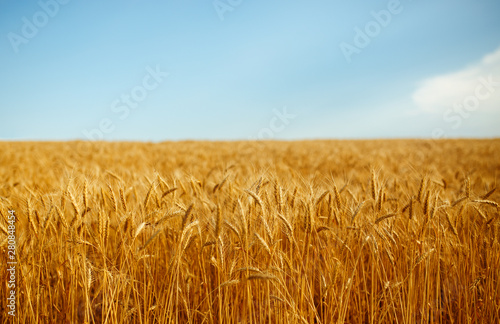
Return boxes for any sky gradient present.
[1,0,500,141]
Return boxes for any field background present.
[1,140,499,323]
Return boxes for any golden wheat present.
[0,139,498,323]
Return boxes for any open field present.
[1,140,499,323]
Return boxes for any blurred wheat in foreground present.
[1,140,499,323]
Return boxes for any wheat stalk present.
[481,187,496,200]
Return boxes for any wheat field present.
[0,140,499,323]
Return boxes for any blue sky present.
[1,0,499,141]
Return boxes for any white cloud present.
[412,47,500,113]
